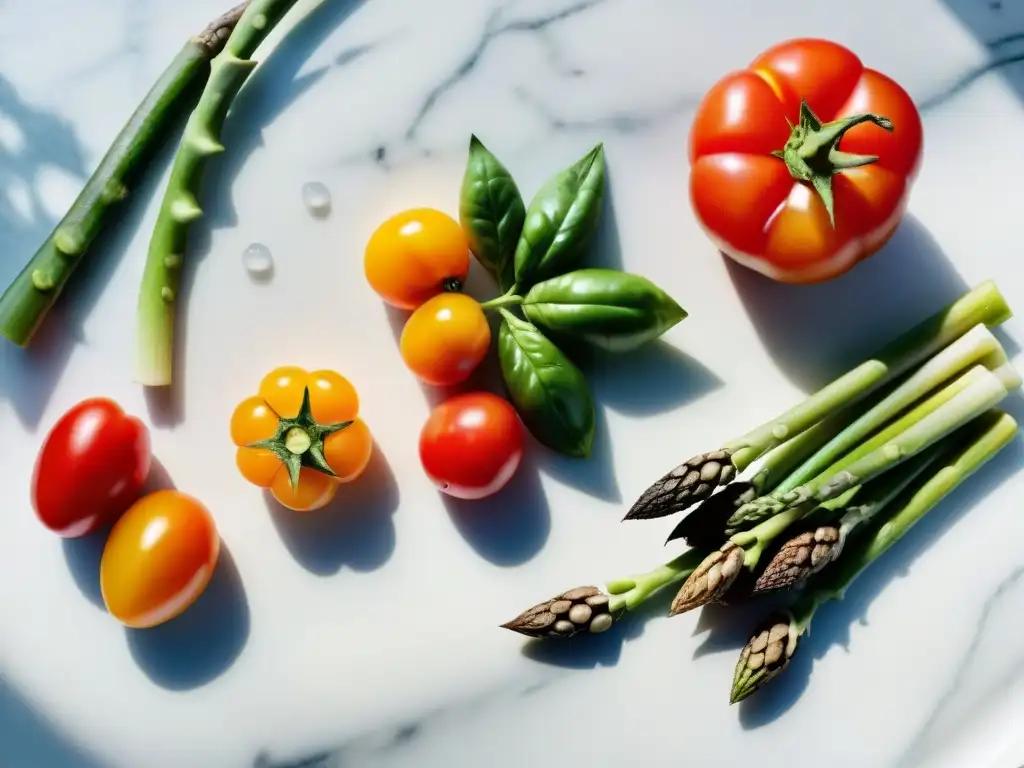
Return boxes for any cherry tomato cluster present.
[32,398,218,629]
[364,207,524,499]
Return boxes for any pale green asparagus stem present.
[731,410,1018,703]
[775,324,1002,493]
[726,362,1019,534]
[721,281,1011,470]
[135,0,301,386]
[0,3,250,346]
[605,548,708,612]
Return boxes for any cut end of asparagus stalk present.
[669,541,744,616]
[624,450,736,521]
[501,587,618,639]
[731,611,802,704]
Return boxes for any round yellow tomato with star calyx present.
[230,367,374,511]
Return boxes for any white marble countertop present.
[3,0,1024,766]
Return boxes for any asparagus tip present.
[502,587,616,639]
[669,541,744,616]
[753,522,844,594]
[731,611,801,703]
[624,449,736,521]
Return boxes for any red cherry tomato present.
[419,392,524,500]
[32,398,151,538]
[689,38,923,283]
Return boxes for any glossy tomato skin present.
[419,392,524,500]
[689,38,923,283]
[100,490,219,629]
[364,208,470,310]
[400,293,491,386]
[32,398,151,538]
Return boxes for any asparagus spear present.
[624,282,1011,521]
[731,410,1018,703]
[0,2,251,347]
[135,0,301,386]
[502,549,706,639]
[751,443,945,593]
[727,361,1019,533]
[669,365,1015,615]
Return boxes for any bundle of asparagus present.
[503,282,1020,703]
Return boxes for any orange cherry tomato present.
[100,490,219,629]
[231,367,373,505]
[689,38,923,283]
[271,466,339,512]
[400,293,491,386]
[364,208,470,309]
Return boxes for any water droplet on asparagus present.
[301,181,332,218]
[243,242,274,281]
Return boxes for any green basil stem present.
[480,293,523,311]
[605,548,707,613]
[774,324,1003,494]
[0,3,250,347]
[731,410,1019,703]
[727,363,1018,534]
[721,281,1011,473]
[135,0,301,386]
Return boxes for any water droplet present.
[243,242,274,281]
[301,181,332,218]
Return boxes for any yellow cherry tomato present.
[364,208,470,310]
[100,490,219,629]
[231,367,373,506]
[400,293,491,386]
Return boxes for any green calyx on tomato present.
[773,101,893,227]
[497,308,596,458]
[246,386,352,489]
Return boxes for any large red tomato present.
[419,392,524,500]
[32,398,151,538]
[689,38,924,283]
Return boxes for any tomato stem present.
[443,277,463,293]
[776,101,894,228]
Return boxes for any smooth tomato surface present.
[32,398,151,538]
[100,490,219,629]
[400,293,491,386]
[323,418,374,482]
[689,38,923,283]
[364,208,470,309]
[419,392,524,500]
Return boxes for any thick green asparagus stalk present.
[624,281,1011,521]
[670,367,1012,615]
[731,410,1018,703]
[135,0,301,386]
[0,3,250,347]
[501,549,706,639]
[725,361,1020,535]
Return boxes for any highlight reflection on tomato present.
[32,397,151,538]
[689,38,923,283]
[100,490,219,629]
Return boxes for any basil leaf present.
[513,144,606,290]
[459,135,525,291]
[498,309,595,458]
[522,268,688,352]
